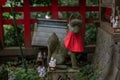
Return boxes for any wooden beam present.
[86,6,99,11]
[31,6,51,12]
[59,6,80,11]
[2,7,23,12]
[0,47,38,57]
[79,0,86,38]
[2,6,99,12]
[31,19,37,24]
[0,45,95,57]
[3,19,23,24]
[86,18,100,23]
[3,19,37,24]
[3,7,51,12]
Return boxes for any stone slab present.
[47,68,80,80]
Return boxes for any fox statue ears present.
[68,14,83,23]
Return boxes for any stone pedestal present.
[47,68,80,80]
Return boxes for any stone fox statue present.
[64,14,84,68]
[47,32,67,65]
[47,15,84,68]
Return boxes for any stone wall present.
[94,27,120,80]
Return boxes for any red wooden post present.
[23,0,31,48]
[0,0,7,6]
[79,0,86,38]
[0,6,4,48]
[52,0,58,19]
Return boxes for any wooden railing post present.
[23,0,31,48]
[79,0,86,38]
[0,6,4,48]
[52,0,58,19]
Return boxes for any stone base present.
[56,65,67,69]
[47,68,80,80]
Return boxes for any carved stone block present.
[47,68,80,80]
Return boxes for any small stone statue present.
[110,16,119,28]
[37,52,43,62]
[110,6,120,28]
[43,52,47,59]
[49,57,56,68]
[37,66,42,73]
[110,16,115,23]
[37,66,46,78]
[47,32,66,65]
[64,14,84,69]
[8,70,15,80]
[38,52,42,58]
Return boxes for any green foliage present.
[30,0,52,6]
[86,0,99,6]
[3,13,11,19]
[3,12,23,20]
[79,64,102,80]
[14,67,39,80]
[4,25,24,47]
[60,12,79,19]
[86,12,99,19]
[3,0,24,47]
[85,23,97,45]
[6,61,47,80]
[58,0,79,6]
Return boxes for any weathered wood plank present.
[32,19,67,46]
[37,26,67,33]
[37,19,67,26]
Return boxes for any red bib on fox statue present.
[0,0,7,6]
[64,15,84,53]
[64,31,84,53]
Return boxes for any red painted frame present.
[23,0,31,47]
[0,0,99,48]
[0,6,4,48]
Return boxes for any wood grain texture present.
[32,19,67,46]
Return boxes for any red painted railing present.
[0,0,99,48]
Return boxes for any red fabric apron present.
[64,31,84,53]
